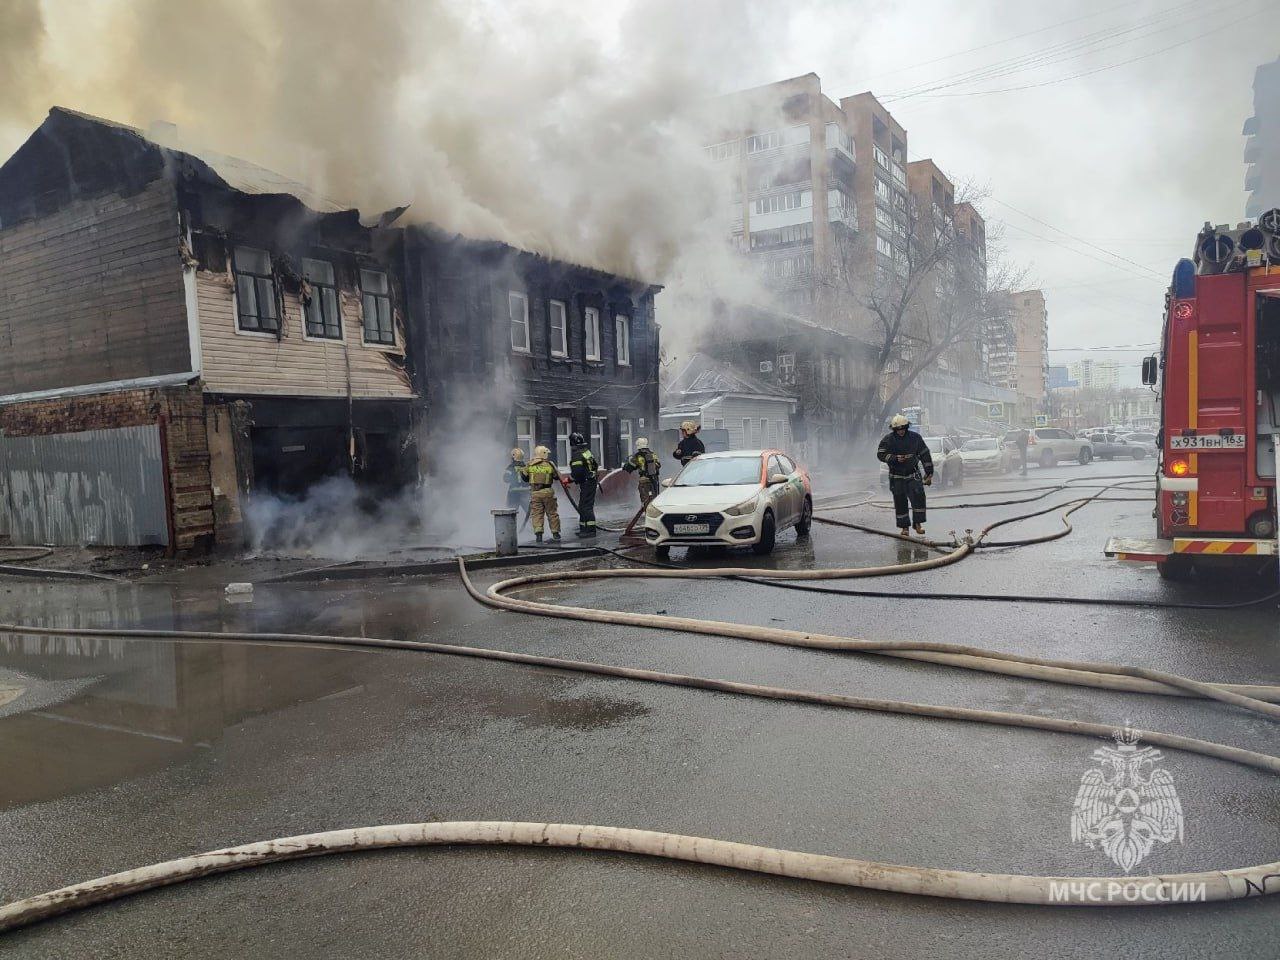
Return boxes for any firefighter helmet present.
[890,414,910,429]
[569,432,586,446]
[635,437,649,449]
[510,447,525,461]
[533,445,551,460]
[681,420,699,434]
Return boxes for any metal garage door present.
[0,424,169,546]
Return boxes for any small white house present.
[660,353,798,450]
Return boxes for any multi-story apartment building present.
[0,108,659,550]
[1244,54,1280,219]
[1068,358,1121,391]
[1009,290,1050,423]
[705,73,859,324]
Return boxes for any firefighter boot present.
[552,531,562,541]
[535,532,543,543]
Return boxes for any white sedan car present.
[958,437,1012,475]
[644,449,813,558]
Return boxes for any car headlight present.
[723,494,760,517]
[645,503,663,519]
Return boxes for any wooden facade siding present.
[0,178,191,395]
[195,271,415,399]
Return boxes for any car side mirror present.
[767,474,789,485]
[661,478,675,488]
[1141,355,1158,386]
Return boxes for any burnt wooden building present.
[0,107,662,550]
[0,108,416,550]
[404,228,661,472]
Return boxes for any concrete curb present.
[0,564,124,583]
[260,547,605,583]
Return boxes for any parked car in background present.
[1120,431,1158,454]
[645,449,811,558]
[1087,430,1148,460]
[1003,427,1093,467]
[959,437,1013,475]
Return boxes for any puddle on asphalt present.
[0,577,485,811]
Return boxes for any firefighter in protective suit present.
[876,414,933,536]
[518,445,562,542]
[568,432,600,537]
[503,447,531,527]
[622,438,661,507]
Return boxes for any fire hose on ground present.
[3,478,1280,932]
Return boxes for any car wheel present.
[1157,556,1193,581]
[752,510,776,555]
[794,497,813,536]
[1039,449,1054,468]
[1132,448,1147,460]
[654,545,670,561]
[1078,448,1092,465]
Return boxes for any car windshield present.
[924,438,944,455]
[963,439,997,451]
[674,456,760,487]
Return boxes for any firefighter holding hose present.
[876,413,933,536]
[519,445,562,543]
[503,447,531,527]
[622,437,661,507]
[568,432,600,538]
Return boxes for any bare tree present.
[817,185,1024,437]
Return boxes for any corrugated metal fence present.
[0,424,169,546]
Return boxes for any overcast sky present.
[5,0,1277,388]
[743,0,1280,383]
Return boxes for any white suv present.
[1004,428,1093,467]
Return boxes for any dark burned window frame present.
[360,268,396,346]
[301,257,343,341]
[232,245,280,334]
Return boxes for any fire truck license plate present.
[673,523,710,535]
[1169,435,1245,450]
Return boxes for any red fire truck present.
[1106,212,1280,579]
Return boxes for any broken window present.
[584,306,601,361]
[615,315,631,366]
[509,291,530,353]
[516,416,536,462]
[360,269,395,345]
[590,416,606,465]
[555,416,572,467]
[549,299,568,358]
[619,418,633,458]
[233,246,279,333]
[302,259,342,340]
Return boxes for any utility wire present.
[883,0,1217,100]
[905,4,1260,98]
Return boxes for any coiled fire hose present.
[4,477,1280,932]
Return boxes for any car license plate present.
[673,523,710,535]
[1169,434,1244,450]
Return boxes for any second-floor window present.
[615,315,631,367]
[509,291,530,353]
[232,246,278,333]
[360,269,395,345]
[549,300,568,358]
[584,306,601,361]
[302,259,342,340]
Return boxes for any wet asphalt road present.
[1,459,1278,959]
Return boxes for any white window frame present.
[590,416,606,466]
[619,418,633,458]
[549,299,568,358]
[515,416,535,462]
[874,178,891,204]
[584,306,601,361]
[615,315,631,366]
[876,235,893,257]
[509,291,530,353]
[555,417,573,468]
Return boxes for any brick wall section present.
[0,384,214,551]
